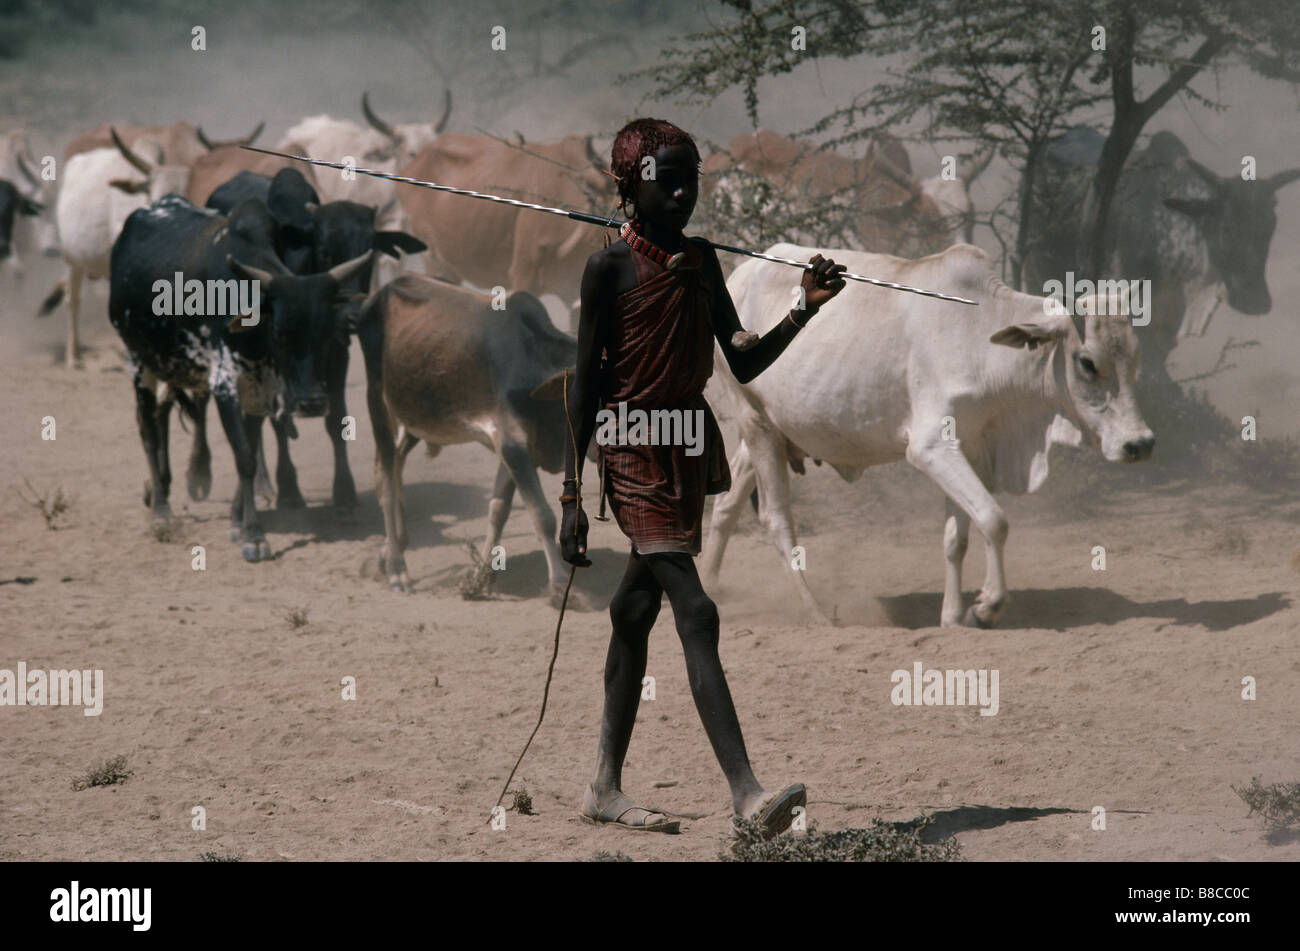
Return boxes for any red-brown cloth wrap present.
[600,240,730,555]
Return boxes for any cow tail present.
[39,279,65,316]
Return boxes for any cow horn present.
[585,135,602,169]
[362,91,398,142]
[1183,157,1223,193]
[110,127,152,175]
[16,151,40,188]
[1266,168,1300,192]
[961,144,995,185]
[867,141,918,195]
[227,256,277,288]
[326,251,373,285]
[435,88,452,134]
[198,121,265,150]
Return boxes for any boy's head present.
[610,118,701,226]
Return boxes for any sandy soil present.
[1,340,1297,861]
[2,3,1298,862]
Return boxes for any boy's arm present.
[698,240,844,385]
[560,252,613,565]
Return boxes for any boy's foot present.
[738,783,807,838]
[581,786,681,833]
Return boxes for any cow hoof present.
[187,468,212,502]
[962,605,996,629]
[388,573,411,593]
[241,539,272,562]
[276,491,306,511]
[142,480,153,507]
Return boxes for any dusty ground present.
[2,3,1298,862]
[1,340,1297,861]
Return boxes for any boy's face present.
[632,144,698,232]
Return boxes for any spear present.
[241,145,979,306]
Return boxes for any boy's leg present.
[641,551,769,817]
[587,549,672,825]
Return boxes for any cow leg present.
[253,431,273,504]
[131,365,172,525]
[940,497,971,627]
[494,436,564,606]
[476,461,517,591]
[374,427,417,593]
[906,440,1008,628]
[270,414,306,509]
[210,374,270,562]
[700,438,755,587]
[325,341,357,513]
[747,423,831,622]
[66,265,83,369]
[183,391,212,502]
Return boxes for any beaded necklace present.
[619,220,685,270]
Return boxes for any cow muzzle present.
[291,396,329,419]
[1121,433,1155,462]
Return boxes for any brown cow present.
[64,120,262,166]
[356,274,593,602]
[396,132,611,332]
[184,142,306,207]
[700,129,949,257]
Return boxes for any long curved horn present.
[226,256,276,287]
[362,92,397,141]
[326,251,373,286]
[16,151,40,188]
[1266,168,1300,192]
[584,135,603,169]
[196,126,216,150]
[110,127,152,175]
[198,121,265,150]
[1183,157,1224,193]
[435,88,452,134]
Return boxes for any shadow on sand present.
[878,587,1290,632]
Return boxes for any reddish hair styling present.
[610,118,701,214]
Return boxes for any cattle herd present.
[2,98,1295,628]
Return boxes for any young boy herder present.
[561,118,846,835]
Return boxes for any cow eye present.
[1077,354,1098,377]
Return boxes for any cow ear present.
[109,178,149,195]
[990,321,1067,350]
[530,368,573,401]
[1163,196,1216,218]
[373,231,427,259]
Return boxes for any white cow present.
[703,243,1154,628]
[45,133,189,367]
[918,146,993,246]
[277,91,450,287]
[0,130,60,281]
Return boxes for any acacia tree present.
[627,0,1300,286]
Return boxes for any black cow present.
[109,194,372,561]
[0,178,43,263]
[1024,127,1300,376]
[198,171,426,513]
